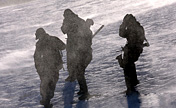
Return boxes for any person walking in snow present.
[61,9,94,100]
[116,14,149,94]
[34,28,66,107]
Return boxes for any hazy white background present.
[1,0,176,108]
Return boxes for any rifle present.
[92,25,104,38]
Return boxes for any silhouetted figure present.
[116,14,149,93]
[34,28,66,107]
[61,9,93,100]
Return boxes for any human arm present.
[141,27,150,47]
[119,21,128,38]
[61,19,69,34]
[34,48,42,69]
[52,37,66,50]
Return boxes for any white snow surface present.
[1,0,176,108]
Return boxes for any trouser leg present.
[40,75,58,105]
[77,69,89,100]
[40,78,48,103]
[77,65,88,94]
[66,59,76,82]
[124,63,138,91]
[130,63,139,86]
[77,75,88,94]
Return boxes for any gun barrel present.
[92,25,104,38]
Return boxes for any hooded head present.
[63,9,77,18]
[35,28,46,40]
[123,14,137,24]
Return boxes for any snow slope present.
[1,0,176,108]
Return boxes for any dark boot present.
[78,77,88,93]
[44,104,53,108]
[126,87,136,95]
[44,99,53,108]
[40,98,52,108]
[77,74,89,100]
[78,92,90,100]
[77,90,84,95]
